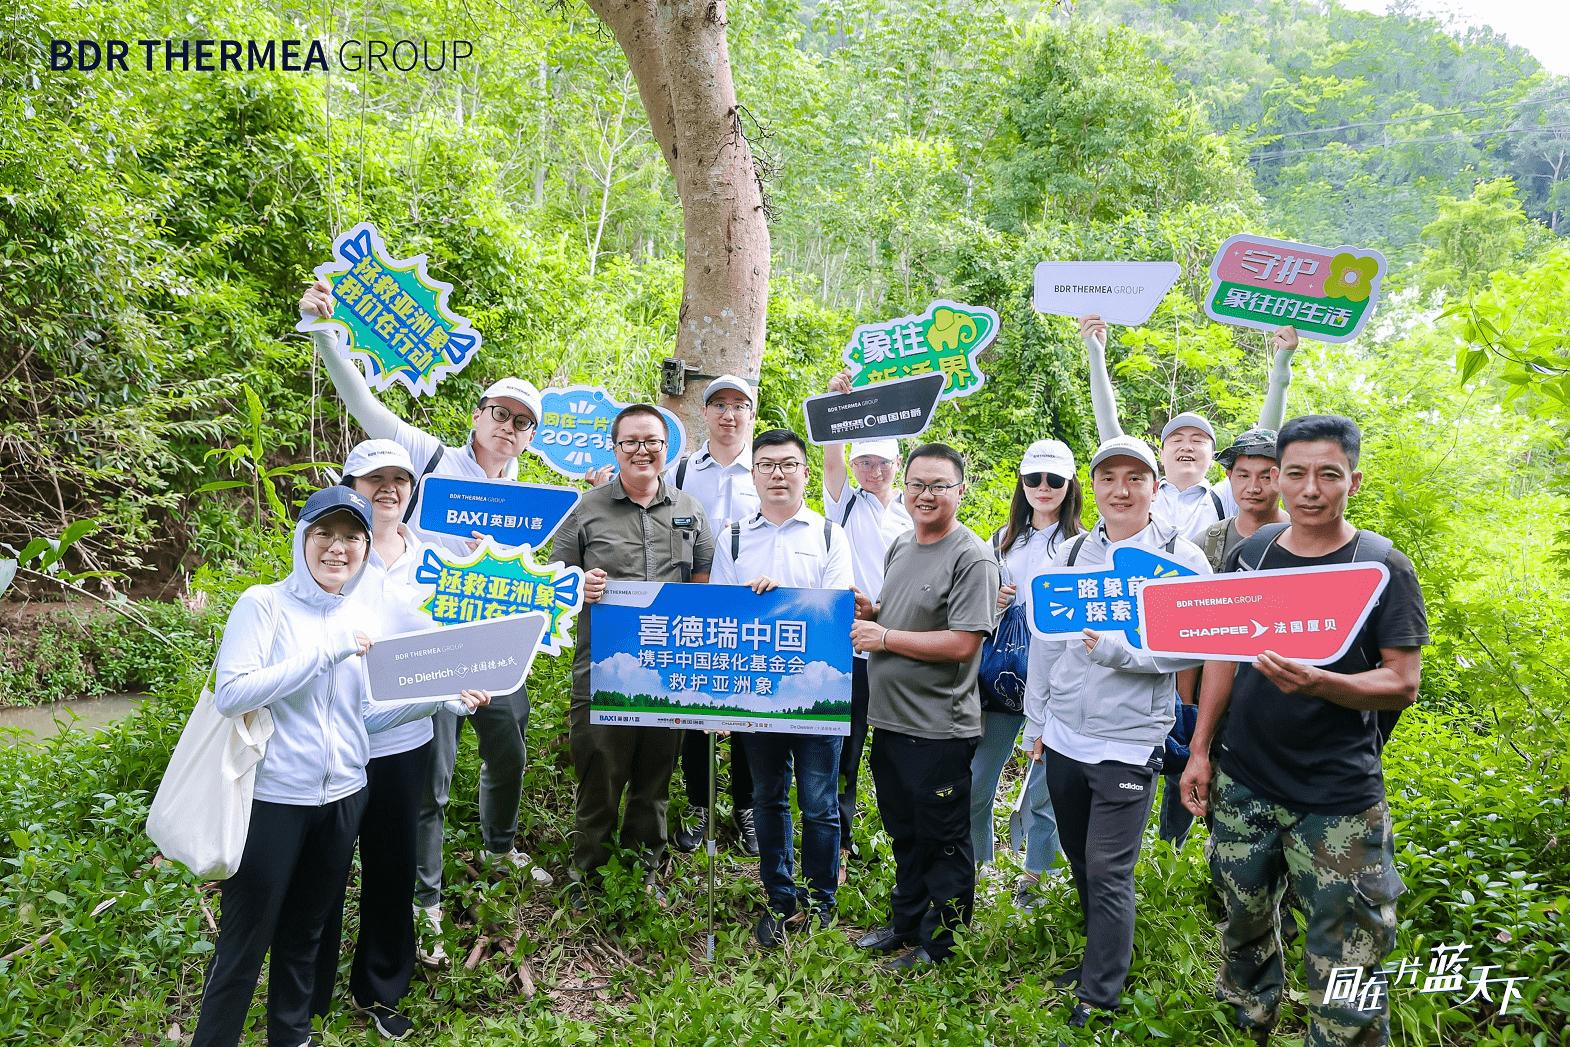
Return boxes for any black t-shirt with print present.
[1219,531,1430,815]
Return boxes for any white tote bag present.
[148,672,275,880]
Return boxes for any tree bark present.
[583,0,770,436]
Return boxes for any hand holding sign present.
[296,222,482,397]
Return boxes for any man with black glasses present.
[555,405,715,905]
[851,443,999,971]
[299,281,553,966]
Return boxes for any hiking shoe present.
[414,904,447,967]
[484,848,554,886]
[674,806,708,853]
[1012,875,1047,911]
[754,911,789,949]
[880,946,934,972]
[353,1001,413,1041]
[733,807,759,857]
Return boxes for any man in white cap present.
[1079,315,1299,545]
[666,374,763,855]
[298,282,551,961]
[1022,434,1210,1032]
[822,370,915,878]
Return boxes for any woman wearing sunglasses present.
[970,439,1083,907]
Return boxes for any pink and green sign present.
[843,299,999,400]
[1204,234,1386,343]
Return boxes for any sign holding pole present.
[1138,563,1390,665]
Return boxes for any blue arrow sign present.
[416,476,580,549]
[1029,546,1196,648]
[530,386,687,480]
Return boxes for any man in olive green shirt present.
[553,404,715,898]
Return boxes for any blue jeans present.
[968,711,1061,874]
[743,732,840,915]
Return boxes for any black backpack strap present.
[730,520,741,562]
[840,489,858,527]
[1063,533,1091,567]
[1351,529,1394,564]
[1209,488,1224,519]
[401,445,446,524]
[674,454,691,490]
[823,517,833,552]
[1233,521,1290,572]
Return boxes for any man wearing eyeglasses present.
[300,280,546,556]
[710,428,853,948]
[850,444,1000,971]
[666,375,763,857]
[555,404,716,905]
[299,281,553,954]
[822,371,915,880]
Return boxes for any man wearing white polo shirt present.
[712,428,854,948]
[667,374,764,856]
[822,371,915,874]
[299,281,551,967]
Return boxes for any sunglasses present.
[1022,472,1068,490]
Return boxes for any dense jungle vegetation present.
[1,0,1566,1042]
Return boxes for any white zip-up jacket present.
[1023,520,1211,753]
[214,516,436,806]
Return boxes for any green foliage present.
[1419,179,1551,298]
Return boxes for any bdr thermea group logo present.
[48,36,473,73]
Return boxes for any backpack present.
[979,530,1029,715]
[728,518,834,561]
[673,453,691,490]
[1232,522,1401,746]
[1202,518,1236,573]
[400,445,446,525]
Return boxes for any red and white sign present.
[1138,563,1390,665]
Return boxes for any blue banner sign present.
[530,385,686,479]
[412,540,584,655]
[415,476,580,550]
[589,581,854,735]
[1029,546,1196,647]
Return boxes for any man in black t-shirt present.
[1180,415,1428,1047]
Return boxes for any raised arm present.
[1079,315,1124,442]
[822,370,853,509]
[1256,326,1299,430]
[299,281,403,442]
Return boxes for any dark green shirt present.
[552,478,715,698]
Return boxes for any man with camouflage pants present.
[1180,416,1429,1045]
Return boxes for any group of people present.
[184,283,1427,1047]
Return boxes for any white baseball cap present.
[480,377,543,424]
[848,439,900,463]
[1160,411,1216,444]
[1089,435,1160,476]
[1019,439,1075,480]
[342,439,416,480]
[703,374,755,406]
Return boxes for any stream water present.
[0,694,147,746]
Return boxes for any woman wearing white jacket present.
[191,488,487,1047]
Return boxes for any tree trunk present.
[584,0,770,437]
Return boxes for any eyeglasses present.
[480,404,537,433]
[905,480,963,497]
[306,530,367,549]
[753,460,803,476]
[852,458,894,472]
[706,401,752,416]
[615,438,668,453]
[1022,472,1068,490]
